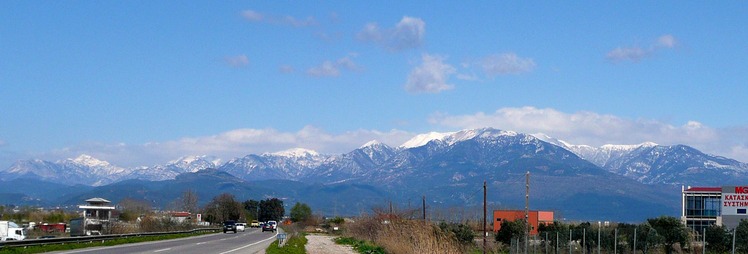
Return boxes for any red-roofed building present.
[681,185,748,234]
[168,212,192,223]
[492,210,554,235]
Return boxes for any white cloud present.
[240,9,316,27]
[429,106,748,162]
[606,47,649,62]
[279,65,295,74]
[336,55,359,70]
[405,54,456,93]
[479,53,536,76]
[15,108,748,168]
[45,126,414,167]
[307,61,340,77]
[306,54,360,77]
[357,16,425,51]
[606,34,678,63]
[240,10,263,21]
[224,55,249,67]
[657,34,677,48]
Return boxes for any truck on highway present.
[0,221,26,241]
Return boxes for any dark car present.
[223,220,237,233]
[261,222,275,232]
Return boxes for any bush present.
[139,216,192,232]
[439,222,475,245]
[329,216,345,224]
[335,237,385,254]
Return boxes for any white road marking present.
[218,231,278,254]
[154,248,171,252]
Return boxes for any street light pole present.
[597,221,601,254]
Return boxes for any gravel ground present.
[305,234,357,254]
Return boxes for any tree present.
[118,198,152,222]
[258,198,284,222]
[705,225,731,253]
[538,221,570,251]
[647,216,688,254]
[202,193,244,223]
[243,199,260,221]
[574,222,595,253]
[290,202,312,223]
[495,219,527,245]
[178,189,199,214]
[636,222,662,254]
[736,219,748,253]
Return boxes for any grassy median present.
[265,233,307,254]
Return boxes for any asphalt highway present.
[49,228,280,254]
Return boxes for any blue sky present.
[2,1,747,167]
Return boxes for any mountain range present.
[2,128,747,222]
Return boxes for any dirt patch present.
[305,234,356,254]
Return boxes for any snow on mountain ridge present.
[399,131,455,148]
[400,128,519,149]
[600,142,658,151]
[269,148,320,158]
[69,154,111,168]
[360,140,383,148]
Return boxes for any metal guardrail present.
[0,227,220,249]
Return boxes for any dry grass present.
[345,217,463,254]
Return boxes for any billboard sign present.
[722,186,748,215]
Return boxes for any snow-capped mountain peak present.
[401,128,519,149]
[400,131,455,149]
[270,148,319,158]
[169,155,202,165]
[360,140,383,149]
[531,133,574,148]
[68,154,110,167]
[446,128,517,144]
[600,142,658,151]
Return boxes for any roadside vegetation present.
[310,203,748,254]
[494,216,748,254]
[335,237,385,254]
[266,232,308,254]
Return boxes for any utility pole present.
[702,228,705,254]
[483,180,487,254]
[525,171,530,254]
[422,195,426,221]
[633,227,637,254]
[597,221,601,254]
[732,228,736,254]
[583,228,586,254]
[569,229,572,254]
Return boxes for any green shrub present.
[439,222,475,245]
[335,237,386,254]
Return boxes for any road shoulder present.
[305,234,356,254]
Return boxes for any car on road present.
[261,223,275,232]
[223,220,237,233]
[250,220,260,228]
[235,223,246,232]
[267,220,277,231]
